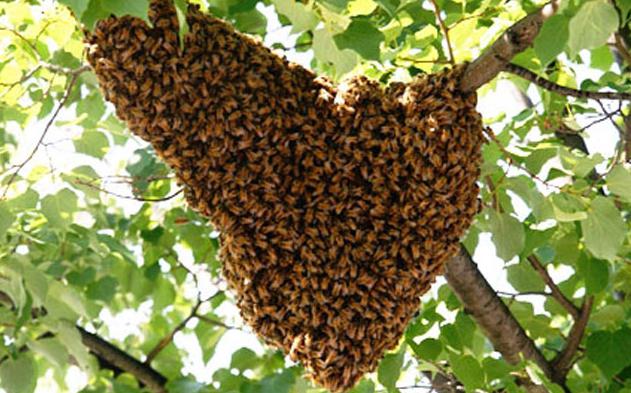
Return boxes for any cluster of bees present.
[86,1,484,391]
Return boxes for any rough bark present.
[444,247,555,380]
[460,0,562,92]
[78,327,168,393]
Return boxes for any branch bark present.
[444,247,555,382]
[78,327,168,393]
[460,0,561,92]
[505,63,631,101]
[1,290,167,393]
[551,297,594,382]
[527,256,580,320]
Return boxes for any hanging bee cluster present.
[86,0,484,391]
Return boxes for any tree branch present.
[78,327,167,393]
[505,63,631,101]
[429,0,455,65]
[527,256,580,320]
[460,0,562,92]
[444,247,556,384]
[145,301,202,364]
[551,296,594,382]
[1,65,89,199]
[1,290,167,392]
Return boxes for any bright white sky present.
[2,2,622,393]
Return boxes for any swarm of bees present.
[86,0,484,391]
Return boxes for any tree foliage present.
[0,0,630,392]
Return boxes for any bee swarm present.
[86,1,484,391]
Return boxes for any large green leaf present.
[606,165,631,203]
[488,211,525,261]
[377,351,403,392]
[102,0,150,22]
[568,0,619,56]
[41,188,78,227]
[334,19,384,60]
[534,15,569,64]
[58,0,89,19]
[273,0,319,32]
[0,355,37,393]
[449,354,485,389]
[313,28,358,77]
[586,328,631,379]
[0,203,14,239]
[581,196,625,260]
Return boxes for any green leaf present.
[102,0,150,22]
[506,260,546,292]
[41,188,78,227]
[0,203,15,239]
[377,351,403,391]
[606,165,631,203]
[488,211,525,261]
[27,337,69,370]
[233,10,267,35]
[174,0,190,48]
[57,322,93,372]
[449,354,484,389]
[334,19,384,60]
[414,338,442,361]
[231,348,260,371]
[313,28,358,77]
[7,189,39,210]
[349,379,375,393]
[581,196,625,260]
[165,377,206,393]
[58,0,89,19]
[74,130,109,158]
[586,328,631,379]
[273,0,319,33]
[534,15,569,64]
[86,276,119,302]
[374,0,399,17]
[0,355,37,393]
[576,254,609,295]
[568,0,619,56]
[551,193,588,222]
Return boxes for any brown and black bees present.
[86,1,484,391]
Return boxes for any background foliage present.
[0,0,630,392]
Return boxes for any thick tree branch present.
[551,297,594,382]
[444,247,555,383]
[1,291,167,392]
[78,327,167,393]
[460,1,561,92]
[505,63,631,101]
[527,256,580,320]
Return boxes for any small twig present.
[428,0,455,64]
[0,65,42,88]
[73,178,183,202]
[0,26,39,53]
[497,291,553,298]
[527,255,580,320]
[485,175,500,211]
[613,33,631,67]
[195,313,239,330]
[551,296,594,383]
[145,300,202,364]
[1,67,88,199]
[505,63,631,101]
